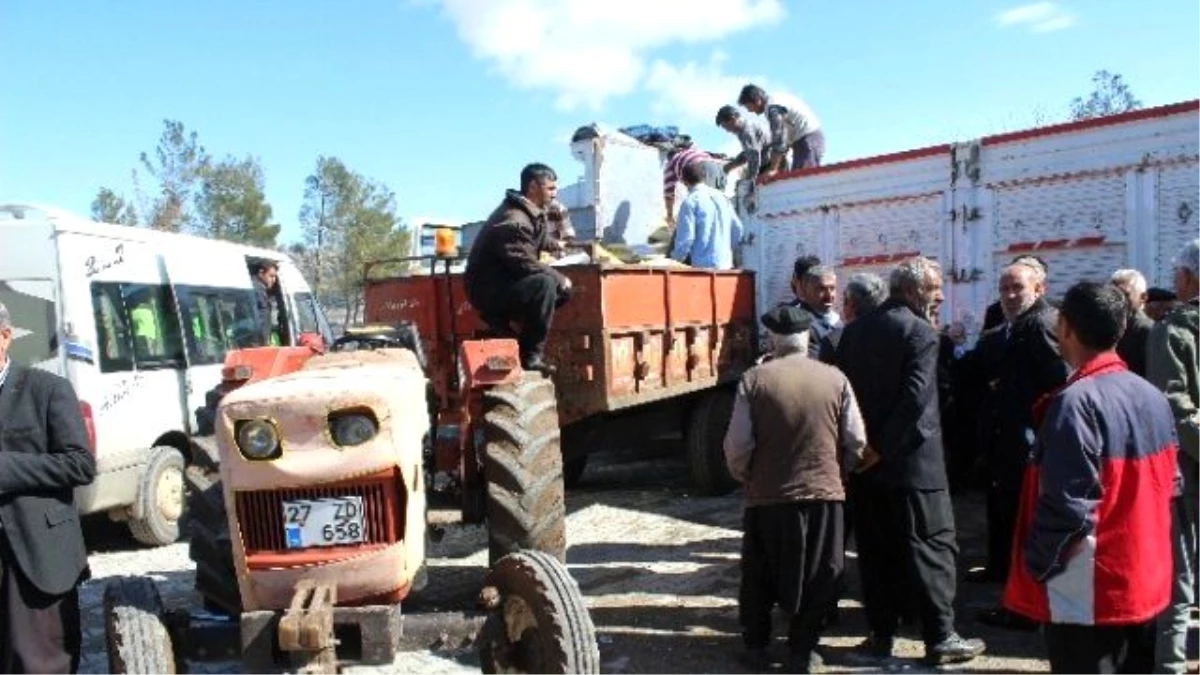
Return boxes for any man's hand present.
[561,276,572,292]
[854,445,882,473]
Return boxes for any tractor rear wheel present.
[479,550,599,674]
[481,373,567,566]
[686,387,738,496]
[184,464,242,615]
[104,577,177,674]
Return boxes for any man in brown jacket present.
[724,304,867,673]
[465,163,572,373]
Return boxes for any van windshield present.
[0,280,58,367]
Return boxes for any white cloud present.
[430,0,785,110]
[995,2,1077,33]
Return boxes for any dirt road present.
[78,444,1065,673]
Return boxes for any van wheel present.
[129,447,185,547]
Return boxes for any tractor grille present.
[234,470,403,553]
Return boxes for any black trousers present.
[739,501,844,656]
[474,272,563,360]
[1044,621,1156,674]
[854,481,958,644]
[791,131,825,170]
[0,536,81,674]
[986,483,1021,579]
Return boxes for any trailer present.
[363,254,757,495]
[739,100,1200,342]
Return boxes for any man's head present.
[1057,281,1128,369]
[520,163,558,209]
[715,105,744,133]
[0,301,11,365]
[801,265,838,315]
[760,304,812,356]
[1145,287,1179,321]
[998,261,1045,322]
[737,84,768,115]
[843,272,886,323]
[1110,268,1148,313]
[889,256,944,322]
[789,255,821,301]
[255,260,279,289]
[1172,238,1200,301]
[681,160,706,188]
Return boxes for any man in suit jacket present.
[0,301,96,673]
[834,258,986,666]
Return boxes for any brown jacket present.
[724,351,866,505]
[464,190,567,307]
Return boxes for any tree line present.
[91,120,411,321]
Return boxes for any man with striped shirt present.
[663,142,725,227]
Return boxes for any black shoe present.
[975,607,1038,632]
[965,567,1004,583]
[738,647,770,672]
[521,355,557,375]
[924,633,986,666]
[855,634,894,660]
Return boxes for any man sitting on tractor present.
[465,163,572,374]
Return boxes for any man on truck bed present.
[663,140,725,227]
[739,84,825,171]
[670,161,743,270]
[465,163,572,375]
[716,105,770,182]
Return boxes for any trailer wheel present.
[184,465,243,615]
[129,446,185,547]
[104,576,177,674]
[479,551,599,674]
[482,373,567,565]
[686,387,738,496]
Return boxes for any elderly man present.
[0,302,96,673]
[669,161,743,270]
[724,304,866,673]
[1004,282,1178,674]
[1148,239,1200,674]
[791,265,842,360]
[835,257,986,665]
[465,163,572,374]
[971,260,1069,619]
[820,272,886,365]
[1110,268,1154,377]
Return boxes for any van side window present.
[91,283,134,373]
[294,292,320,335]
[121,284,185,368]
[177,287,262,365]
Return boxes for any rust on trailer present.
[363,264,756,428]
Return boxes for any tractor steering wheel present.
[330,334,398,352]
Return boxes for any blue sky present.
[2,0,1197,246]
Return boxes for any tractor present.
[101,327,599,674]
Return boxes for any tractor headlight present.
[236,419,281,460]
[330,412,378,447]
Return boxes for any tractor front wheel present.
[478,550,599,674]
[481,373,567,566]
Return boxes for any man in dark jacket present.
[252,259,280,346]
[0,301,96,673]
[835,257,986,666]
[724,305,866,673]
[465,163,572,373]
[1110,268,1153,377]
[970,261,1069,616]
[1003,282,1178,674]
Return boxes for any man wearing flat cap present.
[723,304,867,673]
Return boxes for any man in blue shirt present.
[670,161,744,269]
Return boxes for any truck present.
[736,100,1200,336]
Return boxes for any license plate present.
[281,497,366,549]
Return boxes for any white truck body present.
[740,100,1200,340]
[0,204,332,543]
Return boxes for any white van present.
[0,203,333,545]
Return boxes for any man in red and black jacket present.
[1003,281,1179,674]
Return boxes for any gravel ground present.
[78,446,1195,674]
